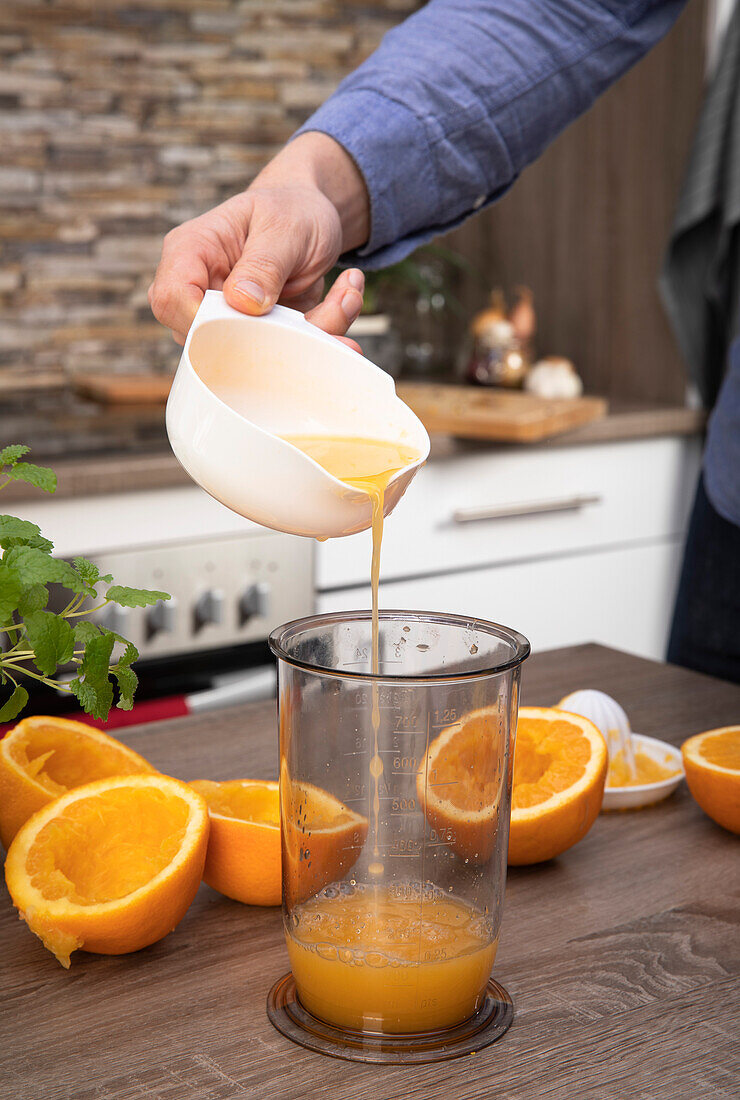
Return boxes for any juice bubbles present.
[286,883,497,1033]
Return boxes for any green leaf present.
[57,561,89,594]
[73,620,101,646]
[0,445,30,468]
[112,663,138,710]
[3,533,55,553]
[0,515,54,553]
[69,676,113,721]
[24,610,75,677]
[72,557,100,587]
[97,630,139,666]
[118,640,139,667]
[0,561,23,623]
[4,547,87,594]
[4,463,57,494]
[79,629,115,681]
[0,684,28,722]
[69,630,115,720]
[17,583,49,616]
[105,585,170,608]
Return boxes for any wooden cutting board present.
[396,383,608,442]
[72,372,172,405]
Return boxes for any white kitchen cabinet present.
[10,484,262,557]
[318,540,685,661]
[317,434,702,661]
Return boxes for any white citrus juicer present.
[557,688,684,810]
[557,688,637,774]
[166,290,430,539]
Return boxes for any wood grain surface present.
[395,384,608,442]
[1,644,738,1100]
[72,373,173,406]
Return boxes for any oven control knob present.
[97,604,130,636]
[193,589,224,632]
[239,581,270,624]
[145,597,177,640]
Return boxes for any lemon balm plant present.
[0,445,169,723]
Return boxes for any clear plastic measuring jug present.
[267,610,530,1064]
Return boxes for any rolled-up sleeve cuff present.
[294,88,513,269]
[295,88,441,266]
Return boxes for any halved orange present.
[417,706,505,863]
[190,779,281,906]
[509,707,608,864]
[5,774,209,967]
[280,764,368,906]
[681,726,740,835]
[0,716,156,850]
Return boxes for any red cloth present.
[0,695,190,738]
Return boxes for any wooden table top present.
[2,644,738,1099]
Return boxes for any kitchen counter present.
[2,643,737,1100]
[3,401,705,504]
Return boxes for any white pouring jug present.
[166,291,430,538]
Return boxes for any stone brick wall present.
[0,0,418,385]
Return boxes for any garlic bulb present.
[524,357,583,399]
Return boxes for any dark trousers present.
[667,474,740,684]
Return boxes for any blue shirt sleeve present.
[294,0,688,268]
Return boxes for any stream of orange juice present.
[280,436,497,1034]
[286,883,498,1033]
[280,435,419,873]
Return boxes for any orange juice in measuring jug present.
[286,882,498,1033]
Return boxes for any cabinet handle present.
[452,494,602,524]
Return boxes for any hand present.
[149,133,370,349]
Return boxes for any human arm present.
[295,0,689,267]
[150,0,687,340]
